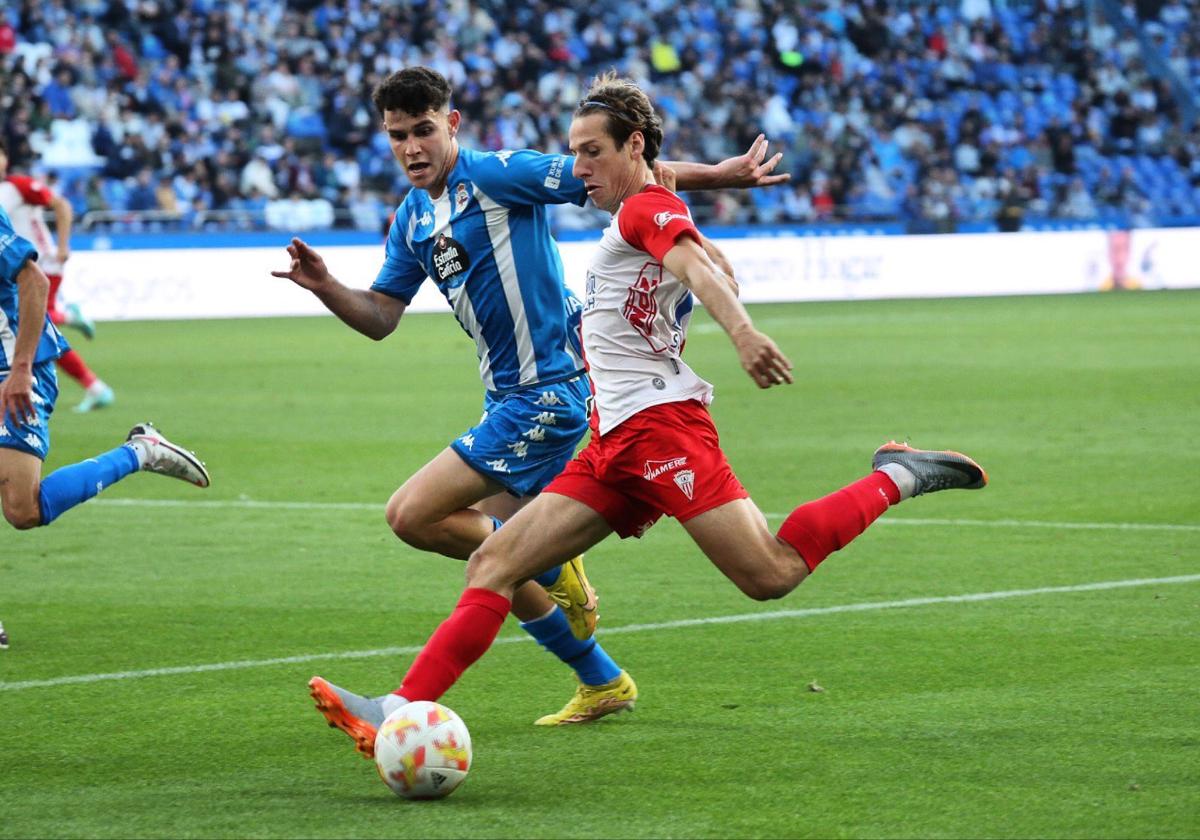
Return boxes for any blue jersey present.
[0,206,68,372]
[372,146,587,395]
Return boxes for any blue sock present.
[39,444,139,526]
[520,607,622,686]
[533,566,563,587]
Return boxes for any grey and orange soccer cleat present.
[126,423,210,488]
[309,676,388,759]
[872,441,987,496]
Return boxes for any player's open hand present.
[731,326,794,389]
[718,134,791,188]
[271,238,331,291]
[0,367,37,427]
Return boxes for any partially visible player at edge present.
[276,66,789,743]
[304,73,988,743]
[0,139,115,413]
[0,205,210,651]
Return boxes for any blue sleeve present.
[370,212,427,303]
[473,150,588,208]
[0,211,37,287]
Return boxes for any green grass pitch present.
[1,290,1197,839]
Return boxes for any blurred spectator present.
[0,0,1196,233]
[126,169,159,211]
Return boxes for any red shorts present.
[544,400,748,538]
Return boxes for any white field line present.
[2,574,1197,693]
[89,498,1200,533]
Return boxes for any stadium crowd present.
[1,0,1198,232]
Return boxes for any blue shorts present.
[0,360,58,460]
[450,375,591,497]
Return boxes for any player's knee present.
[385,495,433,547]
[464,544,511,590]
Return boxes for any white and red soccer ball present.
[373,701,472,800]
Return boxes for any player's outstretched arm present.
[271,237,406,340]
[0,260,50,425]
[654,164,739,297]
[663,237,792,389]
[665,134,791,191]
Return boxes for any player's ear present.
[447,109,462,136]
[628,130,644,161]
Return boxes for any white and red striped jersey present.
[0,175,61,274]
[581,184,714,435]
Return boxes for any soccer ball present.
[373,701,472,800]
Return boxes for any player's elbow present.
[3,501,42,530]
[18,263,50,297]
[366,304,403,340]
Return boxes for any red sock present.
[777,472,901,572]
[57,350,97,388]
[394,587,511,702]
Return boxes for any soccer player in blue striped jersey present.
[276,67,788,747]
[0,206,210,649]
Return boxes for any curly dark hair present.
[575,71,663,166]
[371,67,452,118]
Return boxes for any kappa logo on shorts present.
[459,433,475,450]
[507,440,529,459]
[643,457,688,481]
[522,426,546,442]
[673,469,695,500]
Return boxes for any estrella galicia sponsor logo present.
[433,233,471,287]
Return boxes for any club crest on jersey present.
[454,182,471,215]
[623,264,673,352]
[673,469,695,500]
[433,233,471,287]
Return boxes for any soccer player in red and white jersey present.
[0,140,113,413]
[324,74,988,720]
